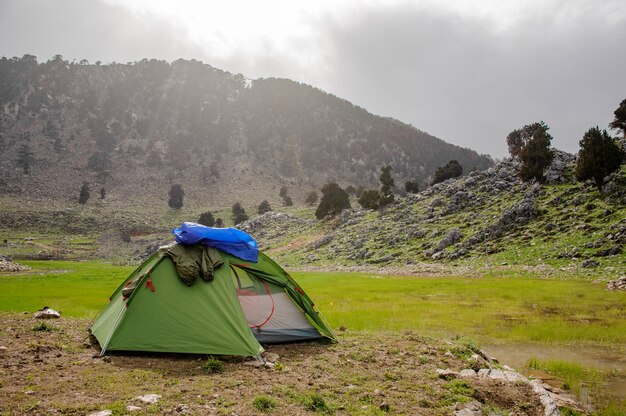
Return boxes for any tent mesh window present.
[230,265,275,329]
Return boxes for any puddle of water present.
[484,344,626,401]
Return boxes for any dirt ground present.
[0,313,545,416]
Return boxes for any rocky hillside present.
[2,145,625,277]
[239,151,626,275]
[0,55,492,206]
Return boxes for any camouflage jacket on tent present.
[161,244,224,286]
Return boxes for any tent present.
[90,223,335,356]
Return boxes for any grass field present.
[1,261,625,348]
[1,260,625,414]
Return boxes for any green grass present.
[0,260,134,316]
[526,357,604,397]
[251,395,278,412]
[294,271,626,345]
[524,357,625,415]
[1,262,625,347]
[201,356,225,374]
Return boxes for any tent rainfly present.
[90,222,335,356]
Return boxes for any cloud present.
[317,1,626,156]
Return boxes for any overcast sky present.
[1,0,625,158]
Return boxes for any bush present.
[252,396,278,412]
[300,392,332,413]
[357,189,380,210]
[201,356,224,374]
[379,165,395,207]
[432,160,463,185]
[232,202,249,225]
[198,211,215,227]
[258,200,272,214]
[519,126,553,183]
[315,182,351,219]
[404,181,419,193]
[168,184,184,209]
[575,127,625,190]
[78,182,90,204]
[279,186,293,206]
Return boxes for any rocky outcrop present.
[0,254,30,272]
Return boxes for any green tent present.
[90,246,335,356]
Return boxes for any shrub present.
[301,392,332,413]
[357,189,380,210]
[404,180,419,193]
[78,182,90,204]
[432,160,463,185]
[201,356,224,374]
[232,202,249,225]
[251,396,278,412]
[518,124,553,183]
[315,182,351,219]
[198,211,215,226]
[168,184,184,209]
[575,127,625,190]
[379,165,395,207]
[258,200,272,214]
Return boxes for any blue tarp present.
[172,222,259,262]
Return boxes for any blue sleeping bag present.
[172,222,259,262]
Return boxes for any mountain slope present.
[240,152,626,276]
[0,56,492,206]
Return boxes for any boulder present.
[33,307,61,319]
[435,229,463,252]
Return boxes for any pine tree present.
[609,98,626,139]
[404,181,419,193]
[575,127,625,189]
[198,211,216,226]
[315,182,351,219]
[506,122,547,158]
[519,125,553,183]
[279,186,293,206]
[99,187,106,199]
[78,182,90,204]
[379,165,395,207]
[258,200,272,214]
[168,184,185,209]
[431,160,463,185]
[232,202,249,225]
[16,143,35,174]
[357,189,380,210]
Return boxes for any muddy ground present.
[0,313,545,416]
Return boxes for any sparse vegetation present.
[575,127,625,189]
[258,200,272,214]
[232,202,249,225]
[167,184,184,209]
[197,211,215,226]
[78,182,90,204]
[252,395,278,412]
[518,124,554,183]
[404,180,419,193]
[315,182,351,219]
[431,159,463,185]
[357,189,380,210]
[201,356,224,374]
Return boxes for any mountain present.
[0,55,492,207]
